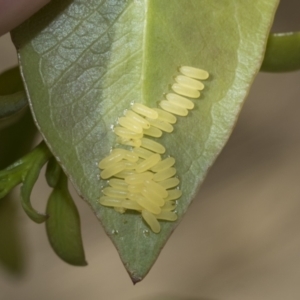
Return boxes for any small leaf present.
[0,91,27,119]
[0,141,52,222]
[12,0,279,280]
[21,165,49,223]
[261,32,300,72]
[46,171,87,266]
[0,67,27,122]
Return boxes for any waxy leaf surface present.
[12,0,279,281]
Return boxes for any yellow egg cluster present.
[98,66,209,233]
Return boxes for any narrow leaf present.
[20,142,52,223]
[46,171,87,266]
[21,165,49,223]
[261,32,300,72]
[0,91,27,119]
[0,67,27,120]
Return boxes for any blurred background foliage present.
[0,108,37,274]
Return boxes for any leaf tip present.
[131,276,143,285]
[77,259,88,267]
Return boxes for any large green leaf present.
[11,0,279,281]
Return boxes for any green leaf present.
[261,32,300,72]
[0,91,27,119]
[11,0,279,281]
[0,67,27,122]
[0,141,52,223]
[20,164,49,223]
[20,142,52,223]
[46,170,87,266]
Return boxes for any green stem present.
[45,157,62,188]
[0,141,53,223]
[21,142,53,223]
[261,32,300,72]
